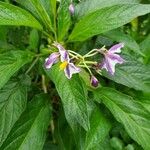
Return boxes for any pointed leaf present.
[0,76,30,146]
[0,50,33,89]
[95,87,150,150]
[0,2,42,29]
[16,0,53,31]
[0,94,51,150]
[57,0,71,41]
[85,103,111,149]
[69,4,150,41]
[45,64,89,131]
[75,0,140,19]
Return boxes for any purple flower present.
[69,3,75,15]
[45,42,80,79]
[90,76,99,87]
[45,52,59,69]
[101,43,124,75]
[53,42,80,79]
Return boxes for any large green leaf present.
[103,29,143,56]
[16,0,53,31]
[45,64,89,131]
[84,103,111,150]
[0,76,29,146]
[102,55,150,93]
[75,0,140,19]
[57,0,71,41]
[69,4,150,41]
[0,94,51,150]
[95,87,150,150]
[0,50,33,89]
[0,2,42,29]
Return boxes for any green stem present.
[84,61,97,64]
[68,50,83,59]
[84,49,98,57]
[84,52,99,58]
[42,75,48,93]
[25,57,39,74]
[82,61,93,75]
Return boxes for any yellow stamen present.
[59,61,68,70]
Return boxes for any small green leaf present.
[57,0,71,41]
[0,94,51,150]
[0,50,34,89]
[45,64,89,131]
[0,2,42,29]
[95,87,150,150]
[0,76,30,146]
[102,55,150,93]
[69,4,150,41]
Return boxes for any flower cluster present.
[45,42,124,87]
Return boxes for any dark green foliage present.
[0,0,149,150]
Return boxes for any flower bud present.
[69,3,75,15]
[90,76,99,87]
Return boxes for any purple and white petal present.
[109,43,124,54]
[64,63,80,79]
[108,53,124,64]
[101,59,108,71]
[102,53,124,75]
[53,42,69,62]
[45,52,59,69]
[105,56,117,75]
[60,50,70,62]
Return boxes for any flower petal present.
[45,52,59,69]
[109,43,124,54]
[101,58,113,74]
[102,53,124,75]
[108,53,124,64]
[64,63,80,79]
[53,42,69,62]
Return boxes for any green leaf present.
[95,87,150,150]
[140,34,150,63]
[110,137,124,150]
[84,103,111,149]
[103,29,144,56]
[49,0,56,27]
[75,0,140,19]
[0,50,33,89]
[16,0,53,31]
[69,4,150,41]
[57,108,77,150]
[0,2,42,30]
[0,76,29,146]
[57,0,71,41]
[45,64,89,131]
[102,55,150,93]
[28,29,39,50]
[0,94,51,150]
